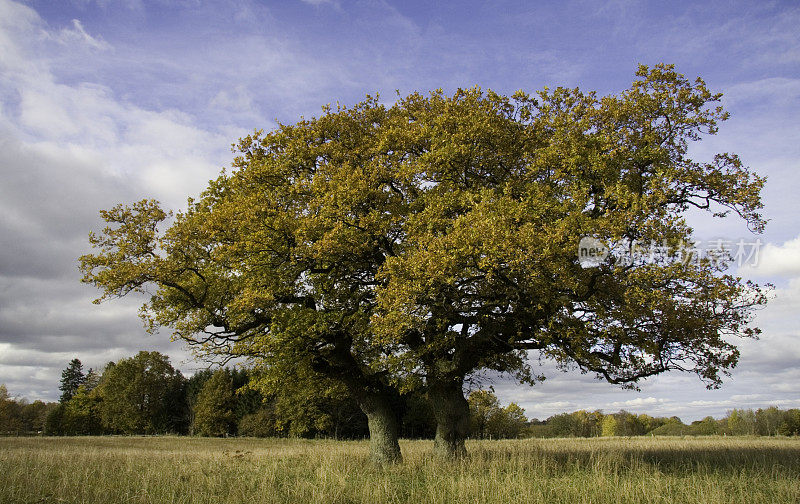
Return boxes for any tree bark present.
[357,389,403,465]
[316,359,403,464]
[310,332,404,464]
[428,379,470,458]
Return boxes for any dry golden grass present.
[1,436,798,503]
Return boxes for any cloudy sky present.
[1,0,798,422]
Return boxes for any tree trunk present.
[358,391,403,465]
[429,379,470,458]
[309,334,404,464]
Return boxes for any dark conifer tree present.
[59,358,85,403]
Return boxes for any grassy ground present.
[1,436,798,504]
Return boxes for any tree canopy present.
[192,369,236,437]
[59,359,85,404]
[467,389,528,439]
[80,64,768,461]
[97,351,187,434]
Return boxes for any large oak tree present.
[81,64,768,462]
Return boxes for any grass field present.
[1,436,798,504]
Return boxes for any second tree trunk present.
[358,389,403,465]
[428,379,470,458]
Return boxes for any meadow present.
[1,436,798,504]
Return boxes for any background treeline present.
[1,351,798,438]
[533,407,800,438]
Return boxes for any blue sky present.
[1,0,798,421]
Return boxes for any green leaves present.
[81,199,169,302]
[81,65,768,402]
[96,351,186,434]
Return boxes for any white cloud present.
[2,15,232,206]
[730,394,765,401]
[73,0,144,10]
[53,19,112,51]
[299,0,337,5]
[530,401,574,413]
[209,85,255,114]
[0,0,233,399]
[0,0,43,74]
[723,77,800,109]
[739,236,800,278]
[607,397,671,409]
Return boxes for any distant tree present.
[613,411,647,436]
[316,391,369,439]
[228,368,264,431]
[238,374,367,440]
[248,363,369,439]
[467,390,527,439]
[44,404,66,435]
[637,414,667,434]
[649,417,689,436]
[82,369,101,393]
[546,411,606,437]
[755,407,782,436]
[192,369,236,437]
[468,390,501,439]
[185,369,214,434]
[0,388,58,435]
[97,351,186,434]
[401,392,436,439]
[486,403,528,439]
[62,385,104,435]
[525,421,554,438]
[601,415,618,437]
[271,384,348,438]
[778,409,800,436]
[688,416,719,435]
[0,384,24,435]
[59,359,86,404]
[726,409,757,436]
[238,406,279,438]
[19,400,54,434]
[580,410,605,437]
[547,412,579,437]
